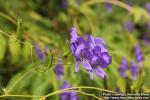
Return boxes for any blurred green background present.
[0,0,150,100]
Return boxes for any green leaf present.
[0,33,6,62]
[22,43,31,62]
[8,36,21,63]
[16,18,23,41]
[131,71,145,92]
[132,6,149,23]
[117,77,126,92]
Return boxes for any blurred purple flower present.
[118,58,128,78]
[115,88,120,93]
[61,0,68,9]
[34,45,45,63]
[54,60,64,80]
[70,27,112,79]
[123,21,134,32]
[60,81,78,100]
[145,3,150,13]
[134,45,144,63]
[146,21,150,32]
[44,45,50,55]
[105,0,112,12]
[144,38,150,46]
[130,61,139,80]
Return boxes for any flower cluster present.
[118,45,144,80]
[54,60,79,100]
[60,81,78,100]
[70,27,112,79]
[118,58,139,80]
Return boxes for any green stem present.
[45,86,116,98]
[82,0,132,12]
[0,89,103,100]
[0,12,16,24]
[7,65,41,93]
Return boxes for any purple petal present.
[91,55,98,65]
[97,45,108,53]
[70,43,76,53]
[80,60,92,71]
[70,92,79,100]
[70,27,78,43]
[61,81,70,89]
[134,45,144,62]
[75,62,79,73]
[82,49,93,60]
[95,38,105,45]
[87,35,95,49]
[101,53,112,65]
[34,45,45,63]
[54,61,64,80]
[75,43,85,57]
[130,61,138,80]
[95,67,106,78]
[119,57,128,71]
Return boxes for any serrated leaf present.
[0,33,6,62]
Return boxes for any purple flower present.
[70,28,92,72]
[118,58,128,78]
[123,21,134,32]
[145,3,150,13]
[70,27,112,79]
[54,60,64,80]
[34,45,45,63]
[87,35,111,78]
[105,0,112,12]
[130,61,139,80]
[134,45,144,63]
[60,81,78,100]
